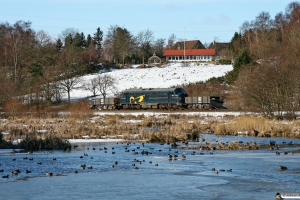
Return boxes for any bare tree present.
[136,29,154,63]
[95,74,117,98]
[0,67,16,103]
[57,46,83,102]
[84,78,98,97]
[167,34,177,49]
[59,28,78,45]
[39,66,60,104]
[102,38,114,62]
[115,27,132,65]
[153,38,165,57]
[105,25,133,65]
[240,21,253,54]
[59,73,81,102]
[35,30,51,47]
[3,21,35,83]
[53,82,63,102]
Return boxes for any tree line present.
[0,20,179,109]
[226,1,300,118]
[1,1,300,118]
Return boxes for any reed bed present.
[1,113,300,150]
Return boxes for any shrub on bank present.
[18,134,71,151]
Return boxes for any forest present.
[0,1,300,118]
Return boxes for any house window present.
[204,55,207,59]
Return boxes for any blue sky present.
[0,0,293,43]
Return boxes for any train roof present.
[123,87,182,93]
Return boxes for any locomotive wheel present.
[202,104,211,110]
[167,104,172,110]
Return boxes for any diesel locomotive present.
[90,87,225,110]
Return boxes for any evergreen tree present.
[233,49,251,69]
[56,38,63,51]
[229,32,243,58]
[73,32,82,48]
[86,34,92,47]
[93,27,103,50]
[225,49,251,84]
[93,27,103,61]
[64,33,73,47]
[28,60,43,79]
[80,32,87,48]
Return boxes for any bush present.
[218,59,232,65]
[149,134,160,142]
[19,134,71,151]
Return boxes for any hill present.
[69,63,233,100]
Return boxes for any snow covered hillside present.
[69,63,233,100]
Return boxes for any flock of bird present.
[0,141,229,180]
[0,156,58,179]
[0,140,294,180]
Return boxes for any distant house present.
[163,40,215,62]
[208,41,230,60]
[163,49,216,62]
[171,40,205,50]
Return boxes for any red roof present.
[163,49,216,56]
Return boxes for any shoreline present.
[68,138,124,143]
[1,138,300,153]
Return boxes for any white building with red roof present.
[163,40,216,62]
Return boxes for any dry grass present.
[1,113,300,148]
[211,116,299,138]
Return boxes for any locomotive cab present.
[173,88,188,105]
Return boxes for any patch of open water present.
[1,135,300,200]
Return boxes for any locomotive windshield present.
[174,88,186,95]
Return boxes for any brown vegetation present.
[228,2,300,117]
[1,112,300,150]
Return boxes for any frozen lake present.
[1,134,300,200]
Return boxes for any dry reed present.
[1,113,300,149]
